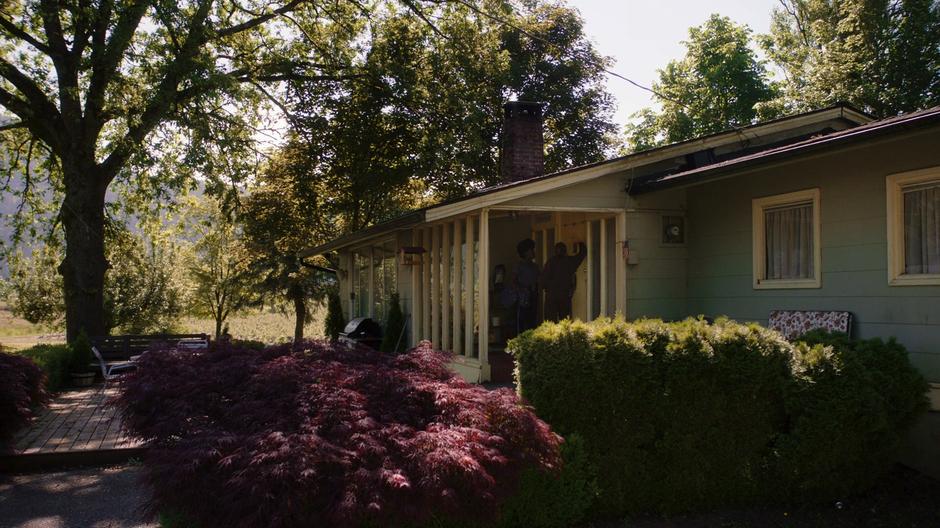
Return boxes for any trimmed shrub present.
[69,331,95,373]
[0,351,48,444]
[497,433,598,528]
[778,330,930,500]
[16,344,72,392]
[510,318,928,517]
[117,340,561,528]
[380,293,407,353]
[324,291,346,340]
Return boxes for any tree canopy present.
[625,14,780,152]
[762,0,940,117]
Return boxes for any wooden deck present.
[2,386,145,471]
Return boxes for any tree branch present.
[216,0,306,38]
[0,14,53,55]
[99,0,213,182]
[0,120,27,132]
[85,1,149,126]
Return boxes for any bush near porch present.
[117,340,564,528]
[14,343,72,393]
[0,350,48,444]
[510,317,929,518]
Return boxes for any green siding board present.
[633,127,940,381]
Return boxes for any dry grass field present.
[0,302,327,349]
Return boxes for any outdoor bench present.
[767,310,853,340]
[90,334,210,362]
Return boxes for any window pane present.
[764,203,814,280]
[903,184,940,275]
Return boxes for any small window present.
[752,189,821,289]
[887,167,940,285]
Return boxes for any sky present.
[569,0,780,128]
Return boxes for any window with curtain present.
[764,202,814,280]
[887,168,940,285]
[752,188,821,289]
[902,183,940,275]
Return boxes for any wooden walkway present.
[2,386,145,471]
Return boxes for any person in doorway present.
[541,241,586,322]
[514,238,540,334]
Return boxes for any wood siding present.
[681,129,940,381]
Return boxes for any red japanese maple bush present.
[0,351,48,445]
[116,340,561,528]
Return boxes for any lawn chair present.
[92,345,137,386]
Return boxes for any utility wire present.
[447,0,690,110]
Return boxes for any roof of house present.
[300,103,940,257]
[628,104,940,194]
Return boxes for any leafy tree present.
[0,0,370,341]
[761,0,940,117]
[625,14,781,152]
[187,198,259,339]
[5,230,185,333]
[289,1,617,209]
[241,144,336,343]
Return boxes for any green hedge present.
[16,344,72,393]
[510,317,928,517]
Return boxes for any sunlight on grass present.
[177,303,327,344]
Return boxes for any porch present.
[406,207,627,382]
[1,387,144,472]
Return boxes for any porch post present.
[411,230,422,346]
[599,219,608,317]
[452,219,463,355]
[442,222,451,351]
[464,216,474,357]
[422,227,431,341]
[616,211,627,316]
[368,246,375,318]
[478,209,490,371]
[431,225,440,348]
[586,219,594,320]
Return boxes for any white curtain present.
[765,203,814,280]
[904,185,940,275]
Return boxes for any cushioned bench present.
[768,310,853,340]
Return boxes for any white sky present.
[568,0,780,128]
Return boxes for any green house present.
[303,102,940,475]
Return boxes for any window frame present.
[752,188,822,290]
[886,166,940,286]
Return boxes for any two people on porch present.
[513,238,587,334]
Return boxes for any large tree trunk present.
[59,163,109,343]
[292,286,306,344]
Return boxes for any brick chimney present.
[500,101,545,183]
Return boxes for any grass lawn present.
[614,465,940,528]
[0,302,327,349]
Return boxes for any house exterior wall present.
[679,128,940,384]
[624,188,689,321]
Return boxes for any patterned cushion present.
[768,310,853,340]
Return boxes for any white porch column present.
[442,223,451,351]
[411,230,422,346]
[616,211,627,316]
[367,246,375,318]
[464,216,474,357]
[478,209,490,368]
[431,225,441,348]
[586,219,594,320]
[599,219,608,317]
[452,219,463,355]
[422,227,431,340]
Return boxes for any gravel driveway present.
[0,465,157,528]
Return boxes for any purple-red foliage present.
[116,340,561,528]
[0,351,48,445]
